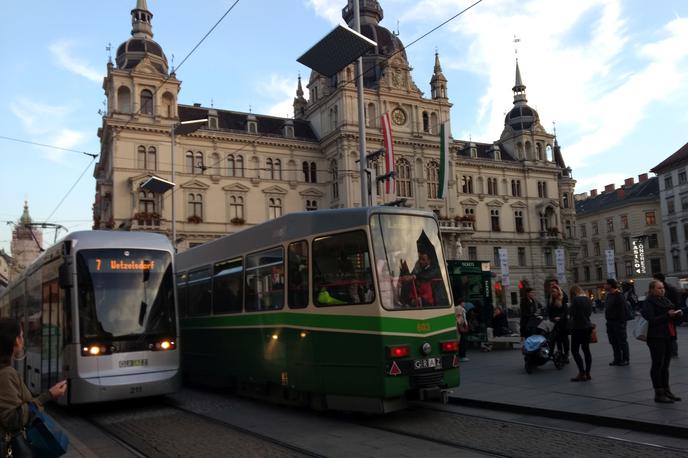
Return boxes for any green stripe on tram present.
[182,312,456,335]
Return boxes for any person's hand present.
[49,380,67,399]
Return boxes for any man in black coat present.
[605,278,630,366]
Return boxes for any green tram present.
[176,207,460,413]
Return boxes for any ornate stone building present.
[8,202,43,278]
[93,0,577,304]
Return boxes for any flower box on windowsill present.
[134,212,161,226]
[187,215,203,224]
[230,217,245,225]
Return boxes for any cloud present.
[258,74,299,118]
[9,97,88,162]
[573,172,626,194]
[305,0,345,25]
[49,40,102,82]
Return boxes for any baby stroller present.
[522,316,566,374]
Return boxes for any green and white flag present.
[438,122,450,198]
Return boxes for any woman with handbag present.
[455,298,470,362]
[568,285,593,381]
[643,281,683,403]
[0,318,67,457]
[547,284,570,364]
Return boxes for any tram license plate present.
[119,359,148,368]
[413,357,442,370]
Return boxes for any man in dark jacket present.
[605,278,630,366]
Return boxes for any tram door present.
[41,280,62,391]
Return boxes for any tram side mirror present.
[59,263,73,289]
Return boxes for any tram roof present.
[176,206,434,271]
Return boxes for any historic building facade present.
[651,142,688,278]
[93,0,577,305]
[574,174,664,298]
[4,202,44,280]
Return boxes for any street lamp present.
[170,118,207,249]
[297,4,376,207]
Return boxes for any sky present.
[1,0,687,253]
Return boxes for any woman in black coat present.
[643,280,684,403]
[547,284,569,362]
[568,285,593,381]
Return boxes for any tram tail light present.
[152,339,176,351]
[388,345,410,358]
[81,345,110,356]
[440,341,459,353]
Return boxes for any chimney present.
[604,184,615,193]
[624,177,634,187]
[639,173,649,182]
[193,103,202,107]
[590,189,598,197]
[616,188,625,199]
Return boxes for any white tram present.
[0,231,180,404]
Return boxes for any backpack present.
[624,297,634,321]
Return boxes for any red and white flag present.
[381,113,395,195]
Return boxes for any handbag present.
[3,431,34,458]
[589,325,598,343]
[633,316,649,341]
[26,403,69,458]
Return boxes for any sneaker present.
[460,357,470,362]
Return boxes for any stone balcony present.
[439,218,475,234]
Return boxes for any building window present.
[138,190,156,215]
[646,211,656,225]
[493,247,501,267]
[665,176,673,190]
[468,246,477,260]
[621,214,628,229]
[188,193,203,220]
[461,175,474,194]
[229,195,244,219]
[267,158,282,180]
[581,244,589,257]
[593,242,600,256]
[514,211,524,233]
[491,209,500,232]
[268,197,282,219]
[511,179,522,197]
[544,248,553,266]
[648,233,658,248]
[580,224,587,238]
[623,236,631,252]
[673,251,681,272]
[427,161,439,199]
[396,158,412,197]
[518,247,526,266]
[679,171,687,185]
[306,200,318,211]
[596,266,603,281]
[670,226,678,245]
[573,267,579,283]
[194,152,204,174]
[487,177,498,195]
[684,223,688,242]
[537,181,548,198]
[583,266,591,281]
[136,145,157,170]
[608,239,615,251]
[592,222,599,235]
[682,197,688,210]
[667,198,675,214]
[422,111,429,132]
[607,217,614,233]
[331,160,339,199]
[566,221,573,239]
[625,260,633,277]
[185,151,194,173]
[140,89,153,115]
[303,161,317,183]
[650,258,661,274]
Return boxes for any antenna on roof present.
[171,54,175,73]
[211,98,214,108]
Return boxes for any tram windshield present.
[76,249,175,340]
[370,214,451,310]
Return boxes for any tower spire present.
[131,0,154,39]
[293,75,308,119]
[430,51,448,100]
[512,59,527,105]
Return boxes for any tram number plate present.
[413,357,442,370]
[119,359,148,368]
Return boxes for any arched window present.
[331,160,339,199]
[306,200,318,211]
[229,195,244,219]
[188,193,203,219]
[427,161,439,199]
[147,146,156,170]
[117,86,131,113]
[140,89,153,115]
[137,145,147,169]
[367,103,377,128]
[563,193,569,209]
[310,162,317,183]
[194,152,204,174]
[275,159,282,180]
[487,177,498,195]
[227,155,235,176]
[161,92,174,118]
[461,175,474,194]
[267,158,274,179]
[302,161,310,182]
[536,143,543,161]
[396,158,412,197]
[236,155,244,177]
[422,112,429,133]
[430,113,438,134]
[525,141,532,158]
[269,197,282,219]
[138,190,156,214]
[185,151,194,173]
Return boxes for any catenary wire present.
[42,157,97,225]
[0,135,98,158]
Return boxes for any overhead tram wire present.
[0,135,98,159]
[42,156,98,226]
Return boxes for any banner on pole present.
[380,113,395,195]
[498,248,510,287]
[605,249,616,279]
[555,248,566,284]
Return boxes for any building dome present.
[505,104,539,131]
[116,38,168,74]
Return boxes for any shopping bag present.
[26,404,69,458]
[589,325,598,344]
[633,316,649,341]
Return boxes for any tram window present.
[176,273,188,318]
[213,258,243,314]
[245,247,284,312]
[312,230,374,306]
[188,268,212,316]
[288,241,309,308]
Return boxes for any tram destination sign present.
[92,258,158,272]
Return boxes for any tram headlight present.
[82,345,108,356]
[152,339,176,351]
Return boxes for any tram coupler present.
[418,387,450,404]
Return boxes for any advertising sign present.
[632,238,646,275]
[498,248,510,287]
[555,248,566,284]
[605,249,616,279]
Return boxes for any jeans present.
[647,338,672,388]
[606,321,629,363]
